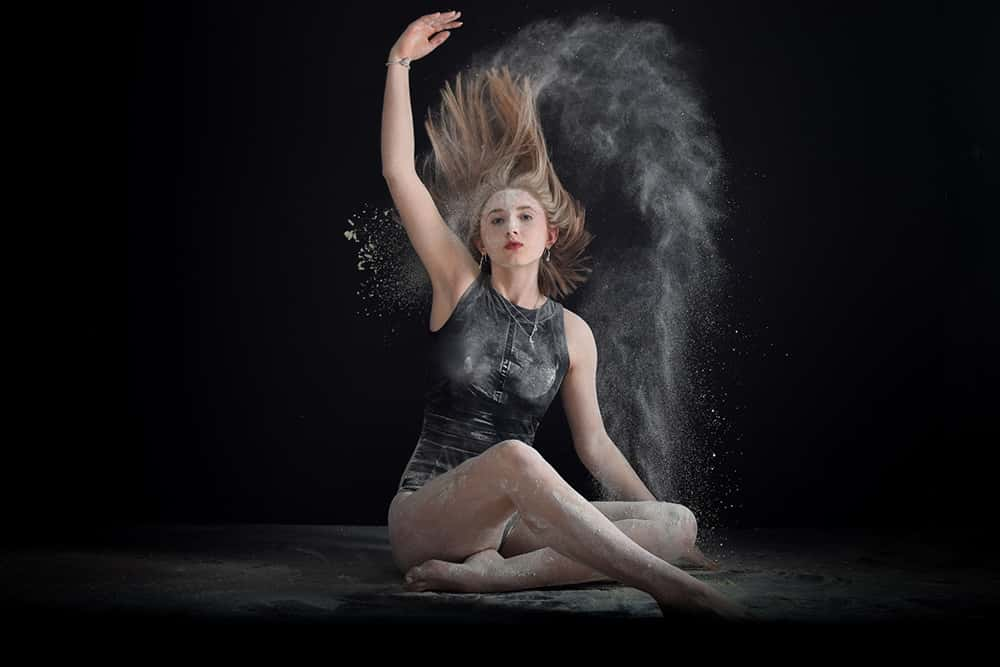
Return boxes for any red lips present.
[505,242,523,250]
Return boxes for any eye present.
[489,214,534,224]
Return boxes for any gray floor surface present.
[3,524,997,626]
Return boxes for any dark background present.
[110,1,997,547]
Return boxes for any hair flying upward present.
[418,65,595,300]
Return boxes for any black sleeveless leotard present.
[397,269,570,494]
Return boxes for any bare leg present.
[499,502,722,571]
[406,518,718,593]
[405,518,662,592]
[458,443,750,620]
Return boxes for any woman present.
[381,10,751,621]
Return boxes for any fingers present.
[424,10,462,28]
[428,10,461,20]
[412,10,462,47]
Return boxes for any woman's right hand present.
[389,10,463,62]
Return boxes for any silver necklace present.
[492,285,545,347]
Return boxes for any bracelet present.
[385,57,411,69]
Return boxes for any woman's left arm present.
[561,310,657,502]
[579,437,657,502]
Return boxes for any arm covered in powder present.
[581,439,658,502]
[562,309,658,502]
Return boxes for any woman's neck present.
[489,268,546,309]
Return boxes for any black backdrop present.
[113,1,995,547]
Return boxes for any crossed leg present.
[389,440,749,620]
[404,501,719,594]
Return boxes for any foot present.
[402,549,503,593]
[676,544,721,571]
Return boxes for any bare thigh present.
[387,441,523,573]
[499,500,697,558]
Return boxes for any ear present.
[548,225,560,246]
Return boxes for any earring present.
[479,252,486,270]
[545,247,551,262]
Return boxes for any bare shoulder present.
[561,306,596,373]
[562,306,587,336]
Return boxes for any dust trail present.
[347,12,741,544]
[342,202,427,344]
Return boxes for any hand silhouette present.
[389,10,464,63]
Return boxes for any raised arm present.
[381,12,477,295]
[381,11,460,176]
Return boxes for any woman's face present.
[476,189,556,269]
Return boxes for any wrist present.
[388,47,411,62]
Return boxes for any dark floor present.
[3,524,998,627]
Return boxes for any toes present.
[403,561,447,592]
[403,566,423,588]
[403,567,429,592]
[402,559,473,593]
[684,545,720,570]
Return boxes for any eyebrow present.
[486,206,536,215]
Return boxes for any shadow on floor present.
[3,524,998,626]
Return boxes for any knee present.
[657,502,698,546]
[493,439,547,476]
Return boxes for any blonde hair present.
[418,65,594,300]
